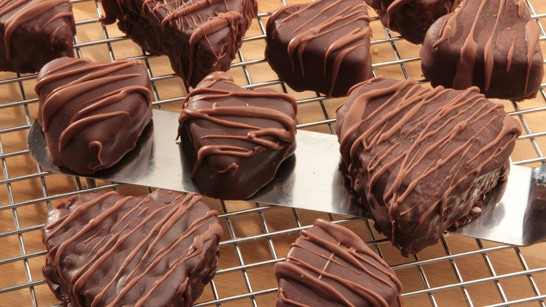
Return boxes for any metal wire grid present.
[0,0,544,306]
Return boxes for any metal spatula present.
[27,109,545,246]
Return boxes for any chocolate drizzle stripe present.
[69,85,152,125]
[181,106,296,136]
[451,1,485,89]
[36,59,134,91]
[483,0,505,91]
[185,85,298,108]
[40,73,136,130]
[161,0,228,25]
[524,20,541,95]
[44,192,118,237]
[276,261,355,306]
[58,111,130,151]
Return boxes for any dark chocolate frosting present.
[100,0,257,87]
[420,0,544,101]
[275,218,402,307]
[365,0,459,44]
[265,0,372,98]
[0,0,75,73]
[42,189,223,307]
[35,57,152,174]
[336,77,522,255]
[178,71,297,200]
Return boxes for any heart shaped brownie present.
[35,57,152,174]
[178,71,297,200]
[100,0,257,87]
[336,77,521,255]
[420,0,544,101]
[265,0,372,97]
[43,189,223,306]
[366,0,459,44]
[275,219,402,307]
[0,0,75,73]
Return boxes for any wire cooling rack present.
[0,0,545,306]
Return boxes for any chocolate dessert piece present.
[100,0,257,87]
[43,189,223,306]
[178,71,297,200]
[366,0,459,44]
[0,0,75,73]
[35,57,152,174]
[275,219,402,307]
[420,0,544,101]
[265,0,372,98]
[336,77,522,255]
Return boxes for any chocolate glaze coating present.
[43,189,223,307]
[265,0,372,98]
[420,0,544,101]
[336,77,522,256]
[0,0,75,73]
[35,57,152,174]
[275,219,402,307]
[365,0,459,44]
[100,0,257,87]
[178,71,297,200]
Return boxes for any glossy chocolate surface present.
[265,0,372,97]
[421,0,544,101]
[43,189,222,307]
[0,0,75,73]
[275,219,402,307]
[366,0,459,44]
[100,0,257,87]
[336,77,522,255]
[35,57,152,174]
[178,71,297,200]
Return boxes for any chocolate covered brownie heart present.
[336,76,521,255]
[35,57,152,174]
[100,0,257,87]
[0,0,76,73]
[43,189,223,306]
[178,71,297,200]
[275,219,402,307]
[265,0,373,97]
[420,0,544,101]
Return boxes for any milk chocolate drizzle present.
[275,219,402,307]
[101,0,257,87]
[422,0,543,100]
[178,71,297,176]
[0,0,73,59]
[336,77,521,255]
[43,190,223,306]
[270,0,372,97]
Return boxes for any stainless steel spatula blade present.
[28,109,545,246]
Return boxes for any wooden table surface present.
[0,0,545,306]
